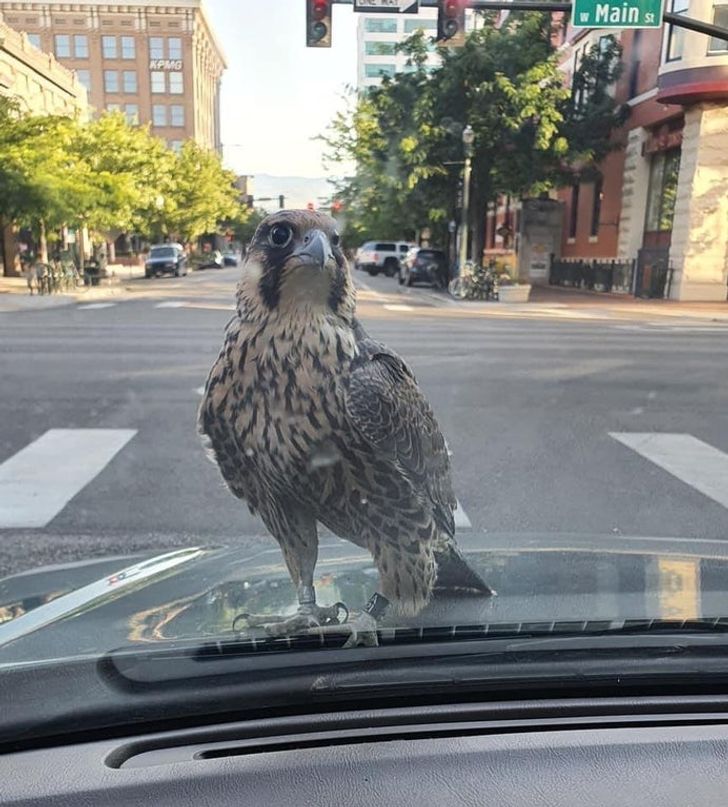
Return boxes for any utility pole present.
[458,124,474,272]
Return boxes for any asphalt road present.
[2,265,728,577]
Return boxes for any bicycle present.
[448,262,499,301]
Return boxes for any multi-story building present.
[0,19,89,275]
[0,0,225,152]
[485,7,728,301]
[356,7,442,88]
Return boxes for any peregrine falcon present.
[199,210,492,646]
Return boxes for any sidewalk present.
[528,285,728,323]
[0,263,144,313]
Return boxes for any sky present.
[204,0,358,181]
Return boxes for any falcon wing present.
[346,331,456,538]
[197,329,253,508]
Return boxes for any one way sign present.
[353,0,419,12]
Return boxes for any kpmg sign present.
[148,59,183,70]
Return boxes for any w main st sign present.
[572,0,665,27]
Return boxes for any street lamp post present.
[458,124,475,273]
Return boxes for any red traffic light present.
[437,0,466,45]
[306,0,331,47]
[312,0,328,20]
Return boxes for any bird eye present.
[268,224,293,248]
[331,232,341,247]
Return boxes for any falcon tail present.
[433,544,495,597]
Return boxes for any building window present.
[167,37,182,59]
[708,5,728,52]
[74,34,88,58]
[104,70,119,93]
[665,0,689,61]
[152,104,167,126]
[568,182,580,238]
[121,36,135,59]
[170,104,184,126]
[628,29,642,98]
[590,177,603,237]
[76,69,91,90]
[169,71,183,94]
[645,149,681,233]
[150,71,165,93]
[169,139,183,153]
[102,35,117,58]
[125,103,139,125]
[364,41,397,56]
[149,36,164,60]
[106,103,121,112]
[364,63,396,78]
[26,33,41,49]
[122,70,137,93]
[364,18,398,33]
[403,18,437,32]
[54,34,70,58]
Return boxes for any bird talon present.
[306,610,379,648]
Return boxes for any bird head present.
[237,210,354,322]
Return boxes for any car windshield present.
[2,0,728,740]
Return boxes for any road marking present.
[454,501,472,530]
[610,432,728,511]
[383,304,414,312]
[77,302,116,310]
[155,301,188,308]
[355,277,387,302]
[195,385,205,395]
[0,428,137,528]
[523,358,629,381]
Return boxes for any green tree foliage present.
[0,100,248,256]
[322,15,627,259]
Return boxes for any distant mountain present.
[251,174,336,211]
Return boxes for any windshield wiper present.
[190,617,728,659]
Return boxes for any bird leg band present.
[363,592,390,620]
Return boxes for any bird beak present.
[293,229,334,271]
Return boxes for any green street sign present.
[571,0,665,28]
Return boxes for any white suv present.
[355,241,415,277]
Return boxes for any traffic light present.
[306,0,332,48]
[437,0,467,46]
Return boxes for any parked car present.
[400,247,448,288]
[222,250,239,267]
[144,243,187,278]
[355,241,415,277]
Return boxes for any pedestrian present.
[24,262,38,296]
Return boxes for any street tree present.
[322,15,627,261]
[162,141,242,244]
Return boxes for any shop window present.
[645,149,681,233]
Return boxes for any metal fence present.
[549,258,636,295]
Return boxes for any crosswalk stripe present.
[77,302,116,310]
[155,301,188,308]
[0,428,137,528]
[610,432,728,511]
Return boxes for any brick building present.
[485,5,728,301]
[0,18,89,275]
[0,0,225,152]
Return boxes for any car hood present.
[0,532,726,665]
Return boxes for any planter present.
[498,284,531,303]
